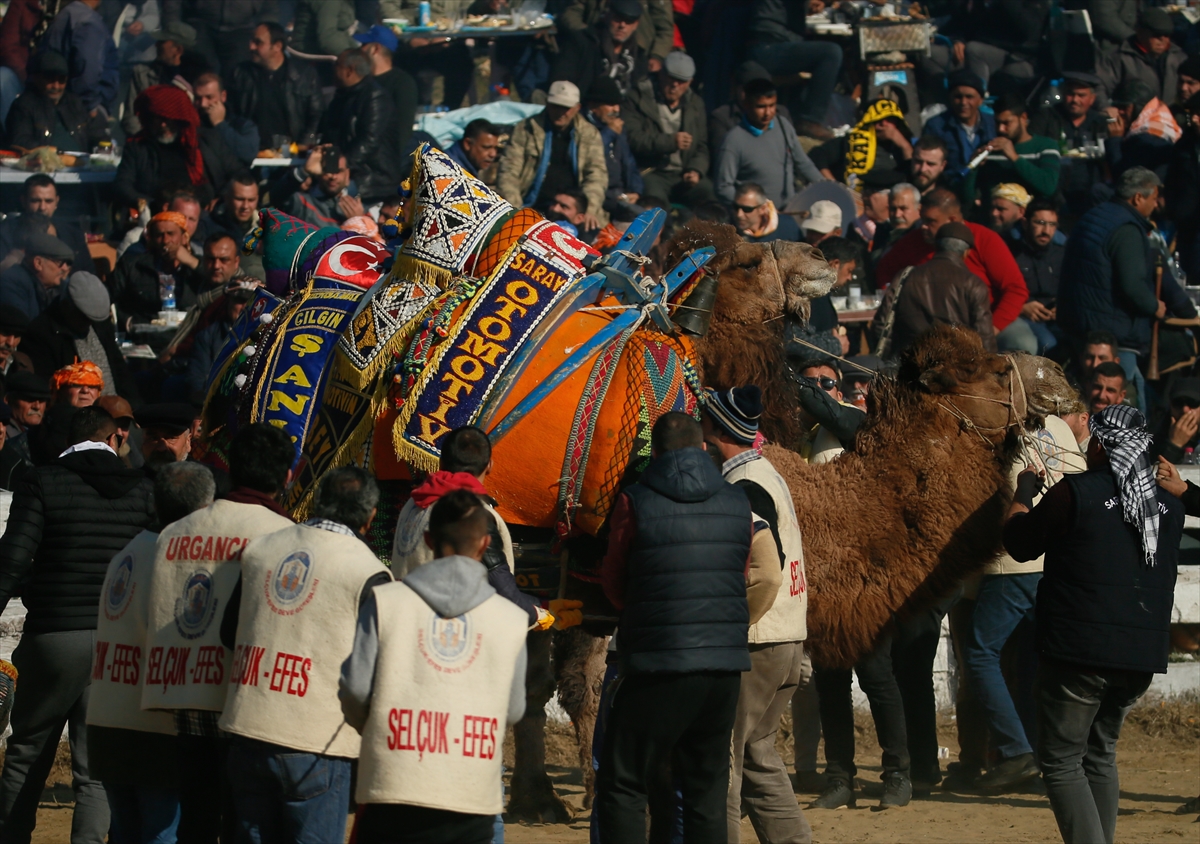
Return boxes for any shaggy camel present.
[507,223,1078,822]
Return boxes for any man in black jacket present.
[597,412,751,842]
[228,22,324,147]
[1009,197,1065,356]
[552,0,651,99]
[0,175,95,274]
[0,405,156,843]
[1003,405,1182,844]
[110,212,203,332]
[962,0,1051,96]
[4,50,106,153]
[318,48,403,204]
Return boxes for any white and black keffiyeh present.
[1089,405,1159,566]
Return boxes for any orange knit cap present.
[51,361,104,392]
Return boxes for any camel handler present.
[88,462,216,844]
[700,386,812,844]
[339,490,530,844]
[140,424,296,844]
[216,466,392,842]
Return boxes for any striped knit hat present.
[704,386,762,445]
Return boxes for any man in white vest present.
[701,385,814,844]
[89,462,216,844]
[140,423,296,844]
[340,489,529,844]
[218,466,392,842]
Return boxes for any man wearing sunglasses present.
[5,50,106,153]
[733,183,799,243]
[0,232,73,320]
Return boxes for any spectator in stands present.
[734,182,799,243]
[0,175,94,273]
[185,280,257,401]
[1009,197,1065,356]
[908,135,949,198]
[0,0,46,116]
[111,211,202,331]
[1059,167,1165,414]
[1167,92,1200,284]
[548,190,602,243]
[708,62,794,155]
[887,182,922,239]
[559,0,675,72]
[623,52,712,207]
[0,233,72,320]
[121,20,207,135]
[23,272,138,403]
[922,71,995,179]
[39,0,119,117]
[745,0,843,141]
[875,222,997,357]
[1099,8,1188,107]
[5,51,106,155]
[0,404,154,844]
[273,145,364,228]
[3,371,48,467]
[193,72,259,165]
[810,100,913,185]
[990,182,1030,235]
[0,306,33,384]
[1087,362,1128,413]
[114,84,241,209]
[1153,378,1200,464]
[355,24,417,154]
[715,78,824,209]
[1177,57,1200,111]
[447,119,502,179]
[1030,72,1109,218]
[319,48,403,204]
[963,94,1061,215]
[163,0,279,73]
[497,81,609,224]
[961,0,1051,96]
[50,361,102,408]
[848,170,902,249]
[553,0,651,98]
[229,22,324,148]
[1089,0,1139,56]
[210,171,264,280]
[583,78,644,212]
[1105,79,1180,182]
[800,201,842,247]
[876,188,1031,352]
[291,0,357,58]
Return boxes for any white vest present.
[142,500,293,712]
[808,426,844,464]
[87,531,176,736]
[219,524,390,757]
[356,582,527,812]
[725,454,808,644]
[391,498,514,577]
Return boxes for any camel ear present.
[710,241,766,273]
[918,368,959,393]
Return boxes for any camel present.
[506,222,1078,822]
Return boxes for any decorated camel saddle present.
[202,144,733,581]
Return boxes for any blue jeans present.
[963,573,1041,761]
[996,318,1039,354]
[226,737,351,844]
[106,783,180,844]
[1023,318,1063,356]
[1116,348,1148,414]
[748,41,843,125]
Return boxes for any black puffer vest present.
[1036,470,1183,674]
[618,447,751,675]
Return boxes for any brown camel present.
[507,223,1079,821]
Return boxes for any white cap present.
[800,200,843,234]
[546,80,581,108]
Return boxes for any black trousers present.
[893,595,955,783]
[815,634,910,783]
[594,671,740,844]
[356,804,493,844]
[176,735,235,844]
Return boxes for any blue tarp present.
[415,102,545,147]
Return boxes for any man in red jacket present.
[875,188,1035,353]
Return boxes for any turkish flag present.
[314,236,390,289]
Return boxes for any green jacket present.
[496,111,609,225]
[292,0,356,56]
[622,76,709,176]
[962,134,1061,209]
[558,0,676,61]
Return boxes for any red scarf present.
[134,84,204,186]
[410,471,489,510]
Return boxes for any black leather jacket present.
[228,58,324,146]
[4,88,104,151]
[318,77,403,202]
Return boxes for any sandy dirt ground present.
[23,699,1199,843]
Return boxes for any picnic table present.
[0,167,116,184]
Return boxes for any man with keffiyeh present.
[1003,404,1183,844]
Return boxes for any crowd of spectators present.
[0,1,1196,843]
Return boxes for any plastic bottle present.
[159,273,176,311]
[1186,447,1195,465]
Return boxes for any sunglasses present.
[734,202,764,214]
[810,376,838,391]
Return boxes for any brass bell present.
[672,272,718,337]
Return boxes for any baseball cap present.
[354,24,399,53]
[546,80,581,109]
[24,232,74,263]
[151,21,198,49]
[0,305,29,336]
[936,221,975,248]
[29,51,68,78]
[1138,7,1174,37]
[664,52,695,82]
[5,371,51,401]
[67,272,111,322]
[800,200,842,234]
[609,0,643,20]
[97,395,135,424]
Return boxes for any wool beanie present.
[704,385,762,445]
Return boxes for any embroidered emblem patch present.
[418,612,481,673]
[265,550,318,615]
[104,555,135,621]
[174,570,218,639]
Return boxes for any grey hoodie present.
[338,555,528,732]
